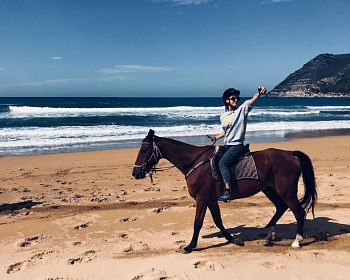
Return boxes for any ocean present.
[1,97,350,156]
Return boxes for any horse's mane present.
[156,135,213,151]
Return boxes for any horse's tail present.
[293,151,317,218]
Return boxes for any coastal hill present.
[268,53,350,97]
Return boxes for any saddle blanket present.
[210,146,259,181]
[232,154,259,180]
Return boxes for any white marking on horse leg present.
[291,234,303,248]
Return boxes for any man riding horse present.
[211,86,267,202]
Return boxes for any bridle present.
[133,140,163,183]
[134,136,215,183]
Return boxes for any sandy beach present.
[0,135,350,280]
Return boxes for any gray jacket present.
[220,100,252,145]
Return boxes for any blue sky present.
[0,0,349,97]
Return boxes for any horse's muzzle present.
[132,167,146,179]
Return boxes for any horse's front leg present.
[183,199,207,254]
[208,201,244,246]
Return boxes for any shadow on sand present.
[0,200,43,213]
[201,217,350,247]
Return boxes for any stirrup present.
[217,189,233,202]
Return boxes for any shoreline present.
[2,128,350,157]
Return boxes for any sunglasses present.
[228,96,240,101]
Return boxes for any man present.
[211,86,267,202]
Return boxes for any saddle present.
[209,144,259,182]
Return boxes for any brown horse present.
[132,129,317,253]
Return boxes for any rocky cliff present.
[268,53,350,97]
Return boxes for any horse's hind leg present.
[285,198,305,248]
[208,201,244,246]
[262,187,288,245]
[263,187,288,228]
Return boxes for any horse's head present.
[132,129,162,179]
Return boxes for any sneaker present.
[217,189,232,202]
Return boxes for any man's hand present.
[207,135,217,143]
[258,86,267,95]
[250,86,267,106]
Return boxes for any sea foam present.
[1,120,350,151]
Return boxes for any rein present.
[134,137,215,184]
[161,141,214,180]
[184,158,210,179]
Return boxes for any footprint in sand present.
[143,186,160,192]
[153,206,171,213]
[312,251,325,257]
[262,261,274,269]
[7,250,54,274]
[67,250,97,265]
[30,250,54,262]
[194,260,206,269]
[119,217,138,222]
[262,261,285,270]
[193,260,223,271]
[74,222,90,230]
[118,233,128,239]
[132,268,169,280]
[18,235,41,247]
[205,225,217,230]
[7,261,25,274]
[11,186,31,193]
[123,242,150,253]
[91,197,108,203]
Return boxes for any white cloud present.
[97,64,172,75]
[49,56,62,60]
[0,64,172,88]
[154,0,209,5]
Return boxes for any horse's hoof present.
[291,241,301,248]
[177,246,193,254]
[264,236,274,246]
[231,238,245,246]
[291,234,303,248]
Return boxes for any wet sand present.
[0,135,350,279]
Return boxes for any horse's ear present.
[148,129,155,140]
